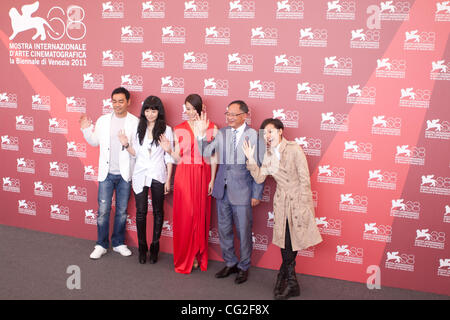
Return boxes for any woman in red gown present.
[161,94,217,274]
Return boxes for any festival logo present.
[399,88,430,109]
[18,200,36,216]
[227,53,253,72]
[430,60,450,81]
[183,0,209,18]
[84,209,97,225]
[339,193,368,214]
[350,29,380,49]
[161,26,185,44]
[379,1,410,21]
[67,185,88,203]
[2,177,20,193]
[425,119,450,140]
[435,1,450,21]
[390,199,421,220]
[0,92,18,109]
[1,135,19,151]
[299,27,328,47]
[48,117,68,134]
[32,137,51,155]
[141,1,165,18]
[295,136,321,157]
[101,1,124,18]
[385,251,415,272]
[363,222,392,243]
[275,0,304,20]
[160,76,185,94]
[31,94,50,111]
[66,141,87,158]
[83,165,98,181]
[204,26,230,45]
[367,169,397,190]
[326,0,356,20]
[82,73,104,90]
[414,228,446,250]
[203,78,229,97]
[248,80,275,99]
[141,50,165,69]
[320,112,349,132]
[33,181,53,198]
[252,232,268,251]
[375,58,406,79]
[420,174,450,196]
[346,85,376,105]
[403,30,435,51]
[120,74,143,92]
[371,115,401,136]
[316,217,342,237]
[65,96,86,113]
[272,109,299,128]
[102,50,124,67]
[323,56,352,76]
[317,165,345,185]
[250,27,278,46]
[274,54,301,74]
[228,0,255,19]
[50,204,69,221]
[183,52,208,70]
[15,115,34,131]
[16,157,35,174]
[49,161,69,178]
[335,244,363,264]
[296,82,324,102]
[395,145,425,166]
[343,141,372,161]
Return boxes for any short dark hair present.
[111,87,130,101]
[228,100,249,114]
[185,94,203,116]
[260,118,284,131]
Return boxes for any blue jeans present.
[96,173,131,249]
[216,189,253,271]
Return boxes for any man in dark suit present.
[196,100,264,284]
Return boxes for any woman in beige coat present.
[242,118,322,300]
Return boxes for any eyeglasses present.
[224,112,246,117]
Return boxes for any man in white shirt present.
[79,87,139,259]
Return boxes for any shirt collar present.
[233,122,246,133]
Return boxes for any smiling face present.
[144,108,159,124]
[112,93,130,118]
[263,123,283,148]
[184,101,199,121]
[226,103,247,129]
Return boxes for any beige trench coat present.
[247,138,322,251]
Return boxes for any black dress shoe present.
[215,265,238,278]
[235,269,249,284]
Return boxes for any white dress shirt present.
[131,126,175,194]
[233,122,246,149]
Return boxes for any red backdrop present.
[0,0,449,295]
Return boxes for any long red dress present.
[173,121,214,274]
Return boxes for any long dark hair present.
[137,96,166,146]
[185,93,203,116]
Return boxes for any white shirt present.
[233,122,246,148]
[81,112,139,182]
[273,144,281,160]
[131,126,175,194]
[109,114,127,174]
